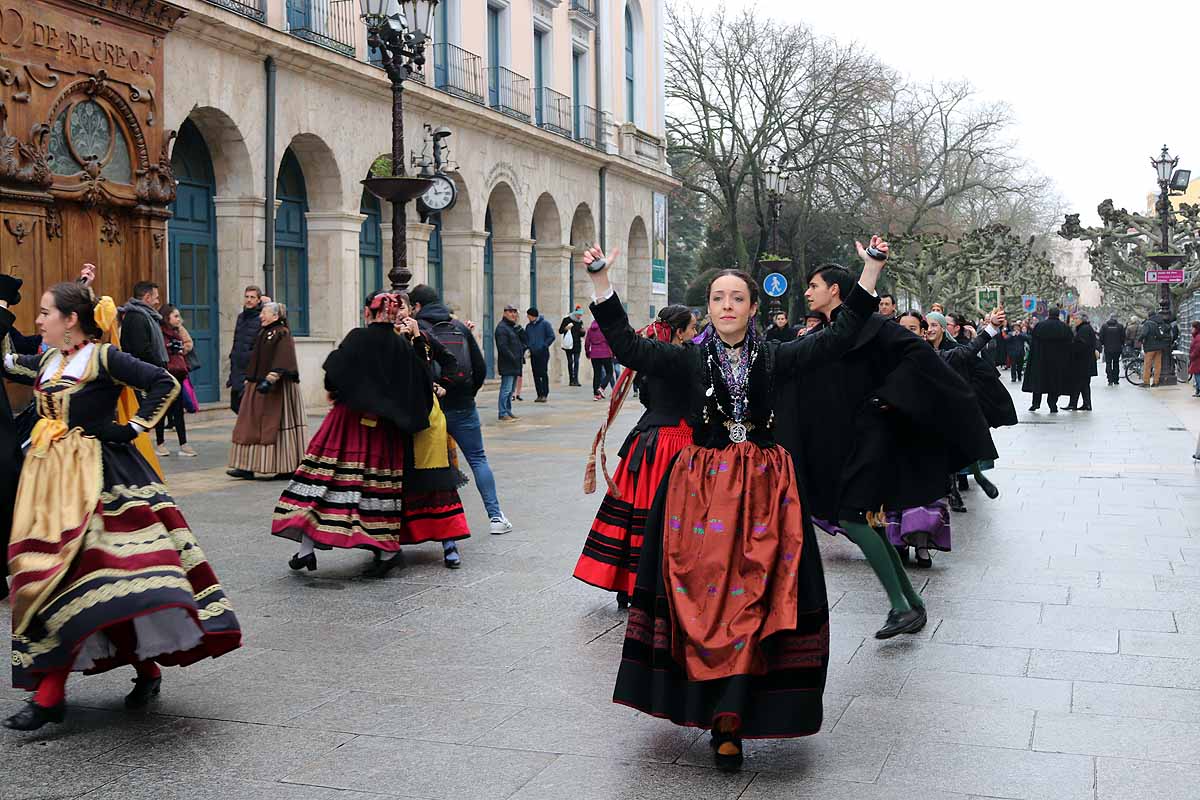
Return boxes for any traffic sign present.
[1146,270,1185,284]
[763,272,788,297]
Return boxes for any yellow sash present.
[412,396,450,470]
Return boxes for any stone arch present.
[530,191,566,320]
[285,132,344,212]
[569,202,596,312]
[179,106,255,198]
[442,171,474,232]
[485,180,522,238]
[627,215,651,325]
[481,181,525,374]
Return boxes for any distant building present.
[1046,238,1102,307]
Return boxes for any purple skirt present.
[884,501,952,552]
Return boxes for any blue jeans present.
[1193,373,1200,394]
[443,406,502,519]
[498,374,517,419]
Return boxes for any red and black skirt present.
[574,421,692,594]
[272,404,408,551]
[612,442,830,739]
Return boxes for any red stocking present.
[33,668,70,708]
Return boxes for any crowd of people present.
[0,241,1180,768]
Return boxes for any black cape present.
[940,333,1019,429]
[1022,317,1072,396]
[323,322,433,434]
[775,313,998,519]
[1070,322,1098,385]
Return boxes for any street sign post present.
[1146,269,1186,283]
[763,273,788,297]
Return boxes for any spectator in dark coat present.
[228,285,263,413]
[559,308,585,387]
[119,281,168,368]
[1066,315,1098,411]
[495,305,525,421]
[1005,324,1029,383]
[1098,313,1125,386]
[525,307,556,402]
[1022,308,1072,413]
[765,311,797,343]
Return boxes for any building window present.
[428,215,444,298]
[275,149,310,336]
[48,99,133,182]
[624,6,636,125]
[572,50,585,137]
[533,29,547,125]
[360,190,383,299]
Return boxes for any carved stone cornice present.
[77,0,188,33]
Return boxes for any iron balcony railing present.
[574,103,599,149]
[201,0,266,21]
[535,87,572,137]
[487,66,532,122]
[286,0,357,58]
[570,0,596,19]
[432,43,485,105]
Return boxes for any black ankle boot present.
[875,606,927,639]
[125,676,162,709]
[4,700,66,731]
[363,551,405,579]
[710,727,744,772]
[975,474,1000,500]
[288,552,317,572]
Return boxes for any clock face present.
[421,175,457,212]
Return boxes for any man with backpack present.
[1140,309,1179,387]
[409,284,514,536]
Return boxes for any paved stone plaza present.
[4,380,1200,799]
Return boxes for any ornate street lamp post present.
[1149,144,1190,315]
[359,0,439,291]
[764,160,783,253]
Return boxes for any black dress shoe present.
[914,548,933,568]
[616,591,630,610]
[875,606,928,639]
[1081,405,1092,411]
[288,552,317,572]
[975,474,1000,500]
[363,551,405,578]
[1028,405,1039,412]
[125,676,162,709]
[226,469,253,479]
[4,701,66,731]
[1049,407,1058,414]
[710,729,744,772]
[956,474,969,492]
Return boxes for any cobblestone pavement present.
[4,379,1200,800]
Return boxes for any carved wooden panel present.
[0,0,182,338]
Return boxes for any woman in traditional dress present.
[581,239,886,770]
[272,291,468,577]
[574,305,697,609]
[228,302,306,479]
[2,282,241,732]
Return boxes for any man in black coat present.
[119,281,168,368]
[0,275,28,599]
[494,304,525,422]
[1098,313,1125,386]
[775,265,997,640]
[228,285,263,413]
[1022,307,1072,413]
[1067,315,1098,411]
[558,309,584,386]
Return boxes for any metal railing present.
[570,0,596,18]
[286,0,357,57]
[201,0,266,21]
[487,66,532,122]
[535,87,572,137]
[574,103,599,149]
[432,43,485,105]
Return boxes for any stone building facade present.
[161,0,674,405]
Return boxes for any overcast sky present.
[685,1,1200,225]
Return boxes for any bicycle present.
[1124,353,1144,386]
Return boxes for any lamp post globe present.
[765,160,781,195]
[1152,145,1178,185]
[358,0,390,26]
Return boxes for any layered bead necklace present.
[705,328,758,443]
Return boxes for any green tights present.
[839,520,924,613]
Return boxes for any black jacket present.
[765,324,798,343]
[1140,313,1178,353]
[323,322,432,433]
[775,311,997,519]
[495,318,525,377]
[415,301,487,411]
[121,301,167,368]
[593,284,879,450]
[1071,322,1099,382]
[229,305,262,388]
[939,331,1019,429]
[1022,317,1072,396]
[1099,320,1125,355]
[558,316,584,353]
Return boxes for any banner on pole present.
[1021,295,1037,313]
[976,286,1000,312]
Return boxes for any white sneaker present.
[178,445,197,457]
[489,515,513,535]
[154,445,170,457]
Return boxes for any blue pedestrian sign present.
[763,273,788,297]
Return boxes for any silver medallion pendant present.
[729,423,748,444]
